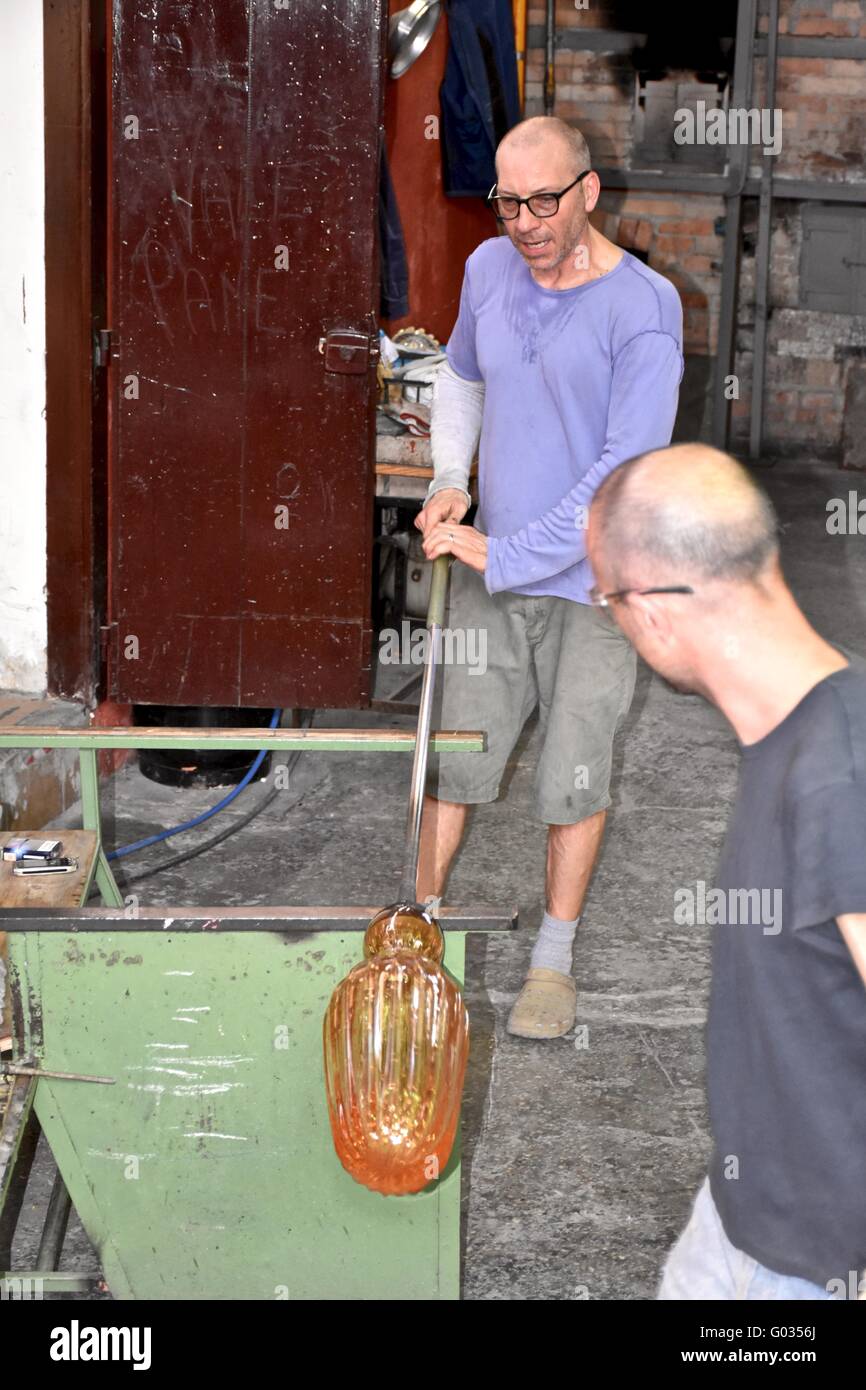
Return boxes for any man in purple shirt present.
[416,117,683,1037]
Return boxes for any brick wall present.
[523,0,866,457]
[731,205,866,455]
[525,5,635,165]
[590,196,725,356]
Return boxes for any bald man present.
[415,118,683,1038]
[588,443,866,1300]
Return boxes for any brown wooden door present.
[106,0,385,708]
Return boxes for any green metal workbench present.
[0,724,491,910]
[0,725,516,1300]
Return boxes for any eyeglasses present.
[588,584,695,609]
[486,170,592,221]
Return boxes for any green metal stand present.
[0,717,518,1300]
[3,909,515,1300]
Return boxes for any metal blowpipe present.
[398,553,450,905]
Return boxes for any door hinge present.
[318,328,379,375]
[94,328,113,369]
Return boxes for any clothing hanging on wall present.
[379,144,410,320]
[439,0,521,198]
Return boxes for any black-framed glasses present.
[486,170,592,221]
[588,584,695,610]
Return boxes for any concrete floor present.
[11,455,866,1299]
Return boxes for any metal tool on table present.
[3,838,64,863]
[2,836,79,876]
[378,330,442,423]
[324,555,471,1195]
[12,858,79,877]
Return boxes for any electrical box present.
[800,205,866,316]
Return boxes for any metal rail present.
[0,724,485,909]
[0,906,518,932]
[0,727,484,751]
[749,0,781,461]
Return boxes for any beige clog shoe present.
[506,967,577,1039]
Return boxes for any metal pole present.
[749,0,780,461]
[78,747,124,906]
[35,1171,73,1272]
[399,555,450,904]
[712,0,759,450]
[0,1079,40,1270]
[544,0,555,115]
[513,0,528,111]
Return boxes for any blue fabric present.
[379,144,409,320]
[445,236,684,601]
[440,0,521,197]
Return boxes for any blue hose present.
[107,708,282,861]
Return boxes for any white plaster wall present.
[0,5,47,693]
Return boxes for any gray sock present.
[529,910,581,975]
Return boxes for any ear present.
[627,593,677,646]
[583,172,601,214]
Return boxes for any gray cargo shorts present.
[428,562,636,825]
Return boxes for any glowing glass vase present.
[323,558,467,1195]
[323,903,469,1196]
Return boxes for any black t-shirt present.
[708,664,866,1289]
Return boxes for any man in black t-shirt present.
[587,442,866,1300]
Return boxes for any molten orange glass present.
[323,905,470,1196]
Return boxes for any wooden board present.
[0,831,94,1040]
[0,832,97,910]
[0,728,483,748]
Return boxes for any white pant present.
[658,1178,839,1301]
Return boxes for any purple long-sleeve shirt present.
[445,236,684,602]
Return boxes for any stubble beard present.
[509,204,588,273]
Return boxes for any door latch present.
[318,329,379,375]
